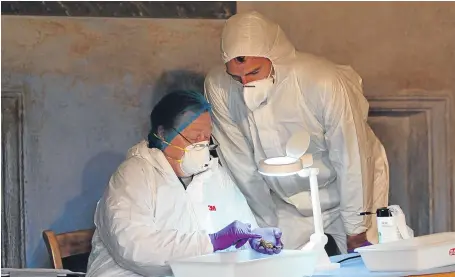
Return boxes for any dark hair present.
[147,90,211,149]
[235,56,246,63]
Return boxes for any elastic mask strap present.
[153,133,188,154]
[166,155,183,163]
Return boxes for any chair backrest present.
[42,229,95,270]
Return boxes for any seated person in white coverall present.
[204,11,390,255]
[86,90,283,277]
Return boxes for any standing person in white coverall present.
[86,90,283,277]
[204,11,390,255]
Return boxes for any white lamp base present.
[301,233,340,271]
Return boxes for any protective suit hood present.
[126,141,176,180]
[126,140,151,160]
[221,11,296,63]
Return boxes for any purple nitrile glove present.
[249,227,283,255]
[348,241,372,253]
[208,220,262,252]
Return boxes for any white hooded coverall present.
[86,141,259,277]
[204,11,389,253]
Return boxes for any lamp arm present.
[309,168,324,234]
[300,167,340,271]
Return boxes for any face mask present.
[154,132,215,176]
[178,141,211,176]
[243,69,274,111]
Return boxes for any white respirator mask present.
[155,133,212,177]
[243,68,275,111]
[178,141,211,176]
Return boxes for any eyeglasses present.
[173,128,219,151]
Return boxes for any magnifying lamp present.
[258,131,340,271]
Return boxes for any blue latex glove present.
[249,227,283,255]
[209,220,262,251]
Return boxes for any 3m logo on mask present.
[208,205,217,211]
[449,248,455,256]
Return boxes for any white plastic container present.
[169,249,318,277]
[355,232,455,272]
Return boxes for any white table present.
[313,253,455,277]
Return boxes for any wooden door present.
[1,89,26,268]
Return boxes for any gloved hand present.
[348,241,372,253]
[249,227,283,255]
[347,232,371,253]
[208,220,262,251]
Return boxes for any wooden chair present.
[42,229,95,271]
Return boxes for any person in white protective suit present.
[204,11,390,254]
[86,90,283,277]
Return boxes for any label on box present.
[377,217,401,243]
